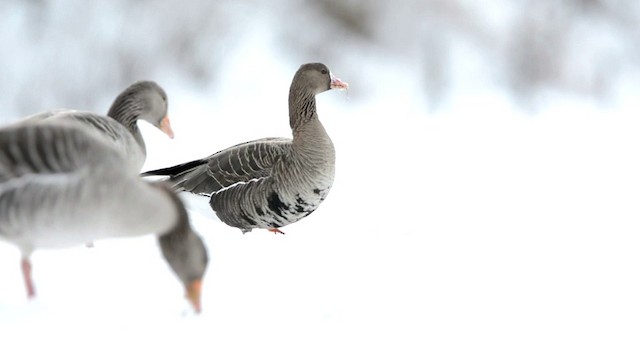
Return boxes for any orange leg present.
[268,228,285,235]
[21,257,36,299]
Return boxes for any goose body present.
[0,121,207,311]
[143,63,348,234]
[19,81,174,172]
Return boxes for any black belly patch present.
[267,191,289,218]
[295,194,310,206]
[268,221,282,228]
[241,213,257,226]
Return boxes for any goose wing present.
[0,122,115,183]
[142,137,291,195]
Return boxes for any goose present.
[19,80,174,172]
[142,63,348,234]
[0,121,208,312]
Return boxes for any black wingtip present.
[141,159,208,177]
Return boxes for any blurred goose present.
[0,121,208,312]
[142,63,348,234]
[20,80,174,172]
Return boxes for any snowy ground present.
[2,29,640,360]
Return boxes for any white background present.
[1,2,640,359]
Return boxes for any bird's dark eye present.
[321,69,328,75]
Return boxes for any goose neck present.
[289,90,317,131]
[107,98,143,132]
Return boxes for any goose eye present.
[321,69,328,75]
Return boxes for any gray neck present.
[289,88,317,132]
[288,88,334,161]
[107,96,144,133]
[107,96,146,151]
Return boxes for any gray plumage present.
[18,81,173,172]
[157,183,209,301]
[142,63,348,234]
[0,121,207,311]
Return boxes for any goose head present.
[108,80,174,138]
[292,63,349,96]
[154,184,209,313]
[135,81,174,138]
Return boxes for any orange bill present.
[185,279,203,313]
[159,115,175,139]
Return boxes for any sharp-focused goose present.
[143,63,348,234]
[0,121,208,312]
[20,80,174,172]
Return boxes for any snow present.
[2,5,640,360]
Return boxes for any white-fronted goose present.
[20,81,174,172]
[143,63,348,234]
[0,121,208,312]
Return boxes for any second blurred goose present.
[0,121,208,312]
[20,80,174,172]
